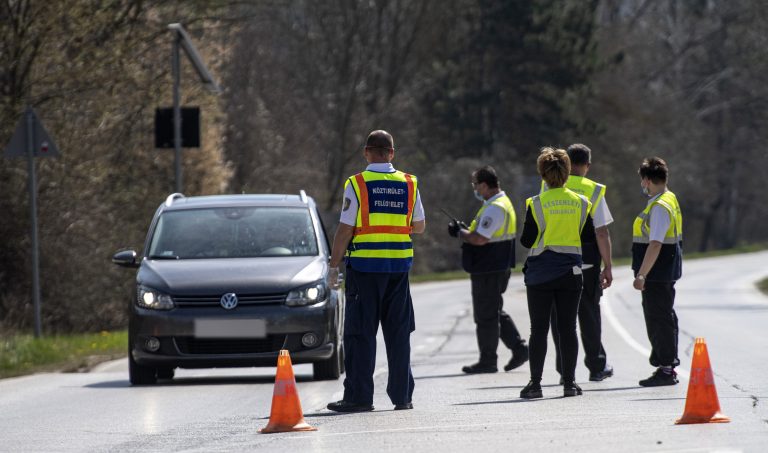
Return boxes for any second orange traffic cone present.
[259,350,317,434]
[675,337,730,425]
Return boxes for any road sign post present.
[166,23,220,193]
[4,107,60,337]
[25,109,42,337]
[172,32,183,193]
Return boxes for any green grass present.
[757,277,768,296]
[410,270,469,283]
[683,242,768,260]
[411,242,768,282]
[0,330,127,379]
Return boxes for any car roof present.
[161,194,315,211]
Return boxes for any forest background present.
[2,0,767,333]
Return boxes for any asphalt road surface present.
[2,251,767,452]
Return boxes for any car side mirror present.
[112,249,139,268]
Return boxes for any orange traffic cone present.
[675,337,730,425]
[259,350,317,434]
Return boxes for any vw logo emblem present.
[220,293,238,310]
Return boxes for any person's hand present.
[447,220,461,237]
[600,266,613,289]
[633,274,645,291]
[328,267,341,289]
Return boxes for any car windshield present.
[147,207,319,259]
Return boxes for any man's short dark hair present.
[472,165,499,189]
[566,143,591,166]
[638,157,668,184]
[365,130,394,154]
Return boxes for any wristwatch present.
[636,274,646,281]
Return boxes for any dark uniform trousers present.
[551,266,607,374]
[342,265,415,406]
[526,271,582,382]
[471,269,524,366]
[641,280,680,367]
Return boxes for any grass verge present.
[757,277,768,297]
[0,330,127,379]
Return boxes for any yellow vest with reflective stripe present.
[347,170,417,272]
[526,187,590,256]
[541,175,605,217]
[468,193,517,242]
[632,190,682,244]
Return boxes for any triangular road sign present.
[4,108,60,158]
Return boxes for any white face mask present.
[474,190,485,201]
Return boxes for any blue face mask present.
[640,183,650,197]
[474,190,485,201]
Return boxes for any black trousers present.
[641,280,680,368]
[526,271,582,382]
[471,270,524,365]
[551,266,607,374]
[343,266,415,406]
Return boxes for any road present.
[1,251,767,452]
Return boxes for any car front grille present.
[174,335,287,355]
[173,293,287,308]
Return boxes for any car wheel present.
[157,367,175,380]
[129,348,157,385]
[312,339,342,381]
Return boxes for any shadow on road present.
[453,398,556,406]
[583,386,643,392]
[84,374,315,388]
[629,397,687,401]
[414,373,471,380]
[469,384,560,391]
[304,410,393,418]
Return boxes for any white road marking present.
[603,289,689,380]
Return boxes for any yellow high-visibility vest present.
[541,175,605,217]
[468,193,517,241]
[525,187,590,256]
[632,190,683,244]
[347,170,418,272]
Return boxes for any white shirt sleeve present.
[472,204,505,239]
[648,205,671,242]
[339,183,359,226]
[340,186,424,225]
[592,198,614,228]
[412,190,425,222]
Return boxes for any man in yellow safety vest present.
[327,130,426,412]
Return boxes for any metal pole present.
[172,32,183,193]
[25,107,42,337]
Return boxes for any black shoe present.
[563,382,583,397]
[462,363,498,374]
[520,380,543,399]
[394,402,413,410]
[327,400,374,413]
[639,368,678,387]
[504,345,529,371]
[589,365,614,382]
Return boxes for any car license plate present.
[193,318,266,338]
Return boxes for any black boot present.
[520,380,543,399]
[563,381,583,397]
[504,342,529,371]
[461,362,498,374]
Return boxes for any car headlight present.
[286,281,328,307]
[136,285,175,310]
